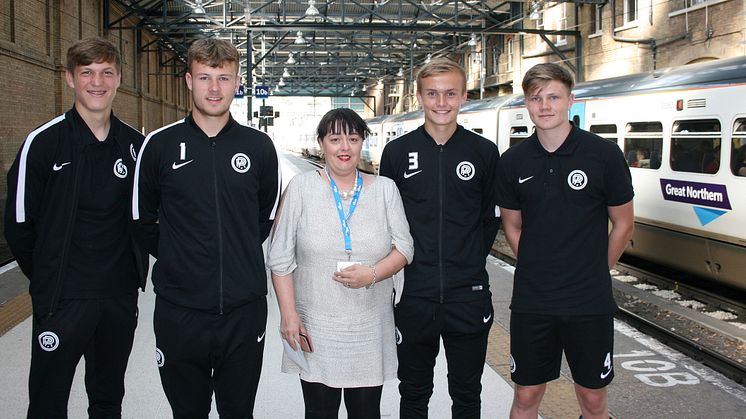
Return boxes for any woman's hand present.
[279,310,309,351]
[332,264,375,289]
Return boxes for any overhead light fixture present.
[305,0,320,16]
[529,0,542,20]
[294,31,307,45]
[244,6,251,26]
[397,67,403,77]
[193,0,206,14]
[425,53,432,64]
[278,78,286,86]
[286,53,296,64]
[282,68,291,78]
[468,34,477,47]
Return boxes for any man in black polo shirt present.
[5,38,147,418]
[496,63,634,419]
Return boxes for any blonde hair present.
[416,57,466,93]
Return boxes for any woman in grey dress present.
[267,108,413,419]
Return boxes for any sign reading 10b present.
[255,85,270,99]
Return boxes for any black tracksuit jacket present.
[4,107,148,316]
[132,114,281,314]
[379,125,500,303]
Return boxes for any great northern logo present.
[659,179,731,226]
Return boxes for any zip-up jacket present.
[379,125,500,303]
[4,107,148,316]
[132,114,281,314]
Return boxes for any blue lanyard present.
[326,168,363,259]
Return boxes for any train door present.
[705,117,746,289]
[569,102,586,129]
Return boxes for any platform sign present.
[234,84,245,99]
[255,85,270,99]
[259,106,274,117]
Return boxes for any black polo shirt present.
[496,126,633,315]
[64,110,138,299]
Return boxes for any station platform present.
[1,151,744,418]
[0,153,515,418]
[0,263,514,418]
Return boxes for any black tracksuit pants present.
[395,295,493,419]
[153,296,267,419]
[27,295,138,419]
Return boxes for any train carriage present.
[496,56,746,290]
[457,95,514,143]
[361,114,392,172]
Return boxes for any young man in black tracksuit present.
[132,38,281,418]
[379,58,500,418]
[4,38,147,418]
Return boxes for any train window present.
[590,124,617,135]
[510,126,529,147]
[624,122,663,169]
[590,124,617,143]
[732,118,746,177]
[671,119,721,174]
[368,133,378,148]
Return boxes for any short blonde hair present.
[416,57,466,93]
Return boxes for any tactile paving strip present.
[0,292,32,337]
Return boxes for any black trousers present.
[27,295,138,419]
[153,296,267,419]
[300,380,383,419]
[395,295,493,419]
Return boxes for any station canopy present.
[107,0,584,96]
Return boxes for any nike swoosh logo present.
[172,160,194,170]
[600,367,612,379]
[403,170,423,179]
[518,176,534,184]
[483,314,492,323]
[257,331,266,343]
[52,162,71,171]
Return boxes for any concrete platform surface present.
[0,274,514,418]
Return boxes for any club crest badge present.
[231,153,251,173]
[456,161,475,181]
[156,348,165,367]
[38,331,59,352]
[567,169,587,190]
[114,158,128,179]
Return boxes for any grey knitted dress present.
[267,170,414,387]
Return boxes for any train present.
[284,56,746,291]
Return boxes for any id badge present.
[336,261,360,272]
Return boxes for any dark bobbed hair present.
[316,108,371,142]
[66,37,121,73]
